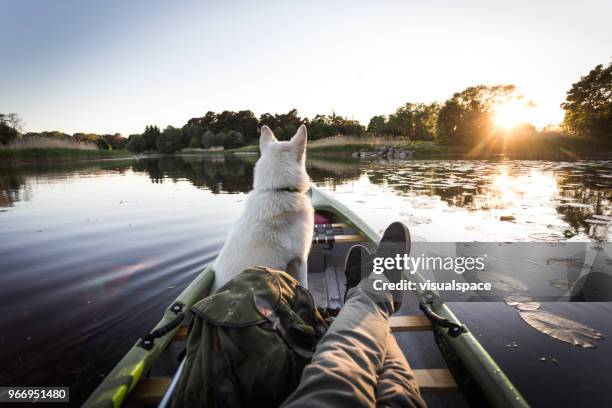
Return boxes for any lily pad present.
[515,302,541,311]
[528,232,565,242]
[504,294,533,305]
[549,278,575,290]
[519,310,604,348]
[477,271,529,293]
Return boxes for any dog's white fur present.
[211,124,314,291]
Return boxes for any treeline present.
[2,61,609,154]
[366,61,611,149]
[367,103,440,140]
[125,109,365,154]
[0,119,127,151]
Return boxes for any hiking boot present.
[343,244,371,302]
[375,221,411,312]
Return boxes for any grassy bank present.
[307,136,447,156]
[0,147,134,164]
[227,136,447,156]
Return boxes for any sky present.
[1,0,611,135]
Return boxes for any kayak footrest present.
[170,316,433,341]
[413,368,458,391]
[128,377,171,405]
[128,367,457,405]
[390,315,432,332]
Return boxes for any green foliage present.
[156,126,182,154]
[0,113,22,145]
[436,85,515,146]
[368,103,440,140]
[103,134,127,150]
[189,136,202,148]
[73,132,126,150]
[561,62,612,140]
[201,130,217,148]
[221,130,244,149]
[142,125,161,151]
[187,110,258,142]
[126,134,146,153]
[96,138,110,150]
[176,108,366,147]
[259,109,302,140]
[181,124,204,148]
[306,113,365,140]
[367,115,387,134]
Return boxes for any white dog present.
[211,125,314,291]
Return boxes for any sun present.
[494,101,527,130]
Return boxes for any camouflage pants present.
[281,276,427,408]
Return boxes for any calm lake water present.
[1,155,611,406]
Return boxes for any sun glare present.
[494,101,529,130]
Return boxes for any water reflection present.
[359,159,612,241]
[1,156,612,242]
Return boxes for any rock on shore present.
[352,146,414,159]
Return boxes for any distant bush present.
[96,138,110,150]
[201,130,217,148]
[142,125,161,151]
[189,136,202,148]
[156,126,182,154]
[221,130,245,149]
[126,134,146,153]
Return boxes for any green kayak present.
[84,186,528,408]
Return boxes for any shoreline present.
[0,147,134,165]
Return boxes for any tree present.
[103,133,127,150]
[306,112,365,140]
[96,138,110,150]
[142,125,161,151]
[201,130,217,148]
[189,136,202,148]
[561,62,612,140]
[0,113,22,145]
[260,109,303,140]
[436,85,516,146]
[182,124,204,149]
[221,130,245,149]
[156,126,182,154]
[367,115,387,134]
[233,110,259,141]
[412,103,440,140]
[126,134,146,152]
[259,112,277,129]
[366,103,439,139]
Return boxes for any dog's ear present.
[260,126,276,152]
[291,125,307,158]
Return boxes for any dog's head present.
[253,125,309,192]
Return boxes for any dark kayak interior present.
[120,210,469,407]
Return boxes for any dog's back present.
[211,125,313,291]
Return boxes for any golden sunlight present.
[494,100,530,130]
